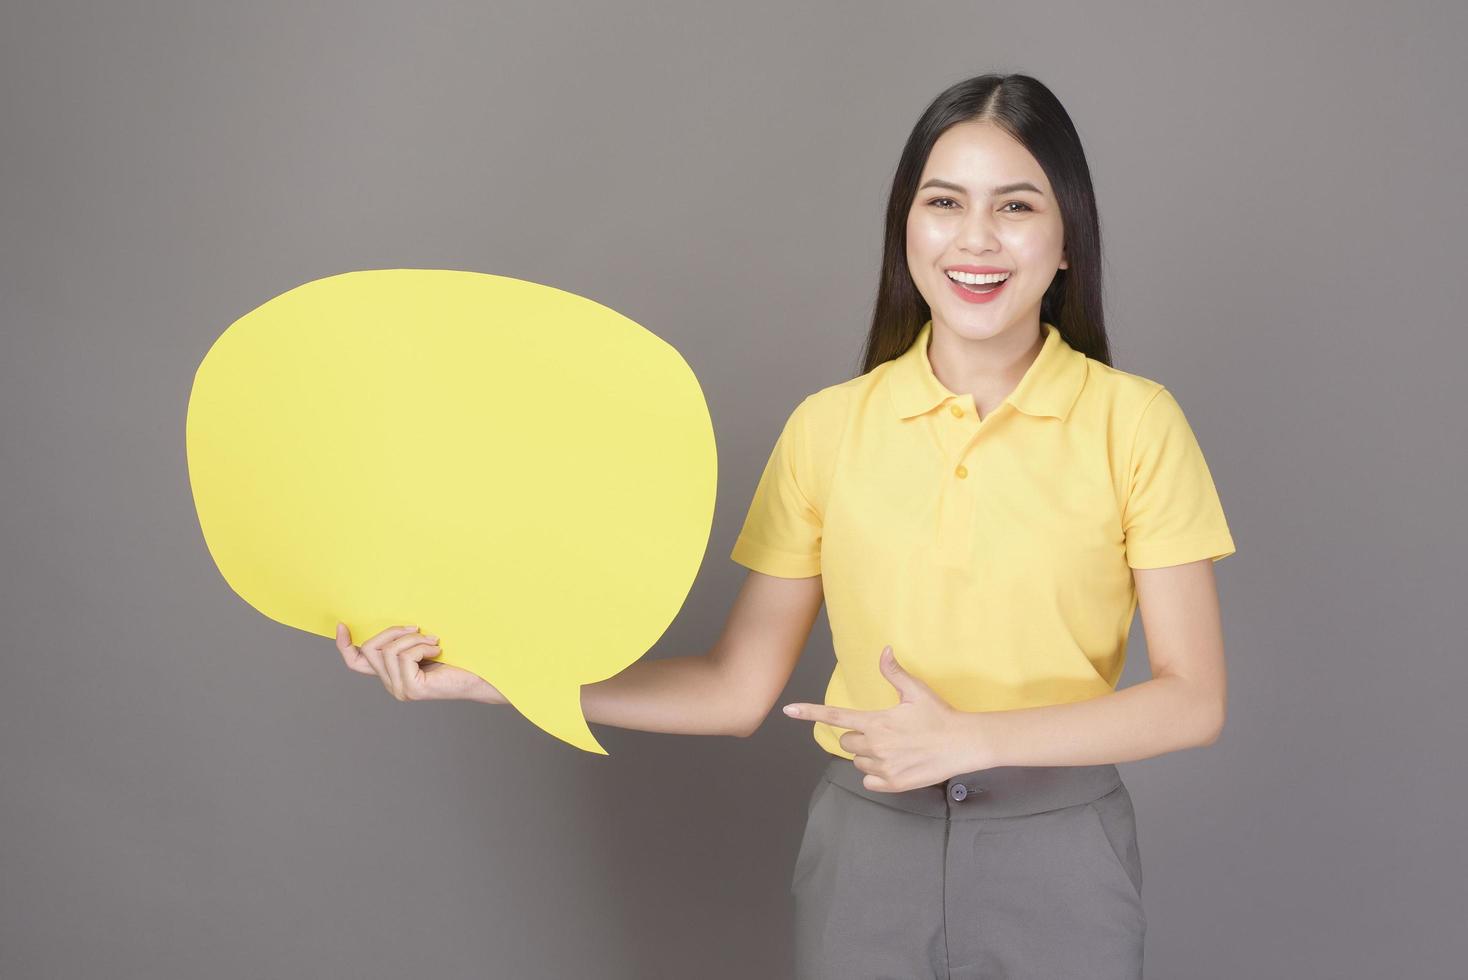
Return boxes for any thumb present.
[880,645,932,702]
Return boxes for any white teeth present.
[946,270,1010,285]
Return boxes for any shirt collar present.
[886,318,1087,421]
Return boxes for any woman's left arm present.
[957,557,1227,770]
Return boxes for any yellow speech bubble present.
[185,269,717,753]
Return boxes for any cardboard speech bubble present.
[186,269,717,753]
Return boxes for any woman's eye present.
[928,198,1032,212]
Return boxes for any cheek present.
[906,212,946,255]
[1009,221,1065,266]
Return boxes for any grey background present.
[3,2,1464,978]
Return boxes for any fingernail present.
[783,705,799,716]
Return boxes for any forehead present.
[920,121,1051,194]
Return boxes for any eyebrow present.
[918,179,1044,197]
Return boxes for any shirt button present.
[950,783,968,802]
[949,404,964,418]
[955,464,968,479]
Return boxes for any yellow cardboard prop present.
[185,269,717,754]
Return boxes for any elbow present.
[731,704,769,738]
[1172,675,1225,747]
[733,711,763,738]
[1198,704,1226,746]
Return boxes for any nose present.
[954,207,1002,253]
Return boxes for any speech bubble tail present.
[505,681,610,756]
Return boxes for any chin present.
[930,319,1001,347]
[957,310,1047,346]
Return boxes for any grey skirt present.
[791,756,1145,980]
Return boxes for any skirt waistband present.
[820,755,1123,820]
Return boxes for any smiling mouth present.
[951,279,1003,294]
[945,270,1010,295]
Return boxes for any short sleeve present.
[1122,387,1236,569]
[730,397,823,578]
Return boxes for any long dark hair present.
[857,73,1112,375]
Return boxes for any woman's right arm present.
[570,569,824,737]
[338,569,825,740]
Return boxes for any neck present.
[926,317,1045,419]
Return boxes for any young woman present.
[334,73,1234,980]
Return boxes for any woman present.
[335,73,1235,980]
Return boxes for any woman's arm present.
[954,557,1228,769]
[480,570,825,739]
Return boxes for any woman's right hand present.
[335,622,508,705]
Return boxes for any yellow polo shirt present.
[730,319,1236,760]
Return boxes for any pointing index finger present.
[783,702,868,731]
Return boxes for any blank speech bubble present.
[185,269,718,753]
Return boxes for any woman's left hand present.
[783,645,992,792]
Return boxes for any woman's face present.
[906,119,1068,341]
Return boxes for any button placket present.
[940,399,974,471]
[935,396,982,568]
